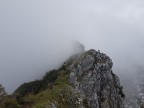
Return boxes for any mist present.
[0,0,144,93]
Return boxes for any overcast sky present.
[0,0,144,93]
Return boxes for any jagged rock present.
[68,49,124,108]
[13,49,125,108]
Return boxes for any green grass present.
[26,71,80,108]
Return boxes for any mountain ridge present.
[0,49,125,108]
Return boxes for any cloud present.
[0,0,144,93]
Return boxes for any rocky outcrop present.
[13,49,125,108]
[68,49,125,108]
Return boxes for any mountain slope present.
[3,49,125,108]
[30,49,124,108]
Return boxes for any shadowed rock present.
[69,49,124,108]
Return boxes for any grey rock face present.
[69,49,124,108]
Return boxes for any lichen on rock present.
[13,49,125,108]
[68,49,125,108]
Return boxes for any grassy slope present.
[0,54,85,108]
[25,71,80,108]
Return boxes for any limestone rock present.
[68,49,124,108]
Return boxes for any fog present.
[0,0,144,93]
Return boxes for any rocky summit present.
[2,49,125,108]
[68,49,125,108]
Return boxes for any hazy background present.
[0,0,144,93]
